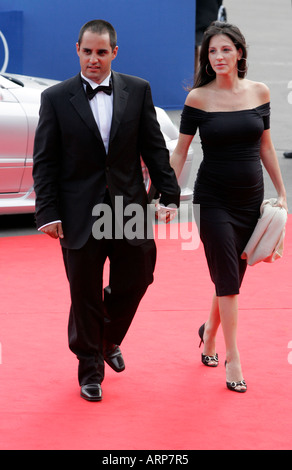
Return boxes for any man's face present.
[76,31,118,84]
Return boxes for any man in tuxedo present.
[33,20,180,401]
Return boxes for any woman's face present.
[208,34,242,76]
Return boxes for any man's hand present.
[155,203,177,223]
[41,222,64,239]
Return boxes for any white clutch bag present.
[241,198,288,266]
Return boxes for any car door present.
[0,84,28,193]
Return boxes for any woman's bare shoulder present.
[185,87,210,110]
[245,79,270,104]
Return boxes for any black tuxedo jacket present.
[33,71,180,249]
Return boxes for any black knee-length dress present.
[180,102,270,296]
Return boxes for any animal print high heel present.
[198,323,219,367]
[225,361,247,393]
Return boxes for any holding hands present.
[155,203,177,223]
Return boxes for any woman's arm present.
[260,129,288,211]
[256,83,288,211]
[170,133,194,179]
[170,88,204,178]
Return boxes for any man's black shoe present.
[283,152,292,158]
[104,343,125,372]
[80,384,102,402]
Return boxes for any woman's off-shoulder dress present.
[180,103,270,296]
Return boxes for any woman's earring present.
[237,57,248,74]
[206,63,215,77]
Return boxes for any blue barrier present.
[0,1,195,108]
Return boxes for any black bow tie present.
[82,78,112,99]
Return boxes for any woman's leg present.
[202,293,221,359]
[219,294,246,391]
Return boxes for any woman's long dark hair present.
[194,21,248,89]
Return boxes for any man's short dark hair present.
[78,19,117,50]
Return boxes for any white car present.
[0,73,193,215]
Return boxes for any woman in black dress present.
[171,22,288,392]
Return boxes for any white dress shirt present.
[81,72,113,153]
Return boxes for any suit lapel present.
[109,71,129,145]
[68,72,129,151]
[69,74,103,143]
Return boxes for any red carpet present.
[0,216,292,450]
